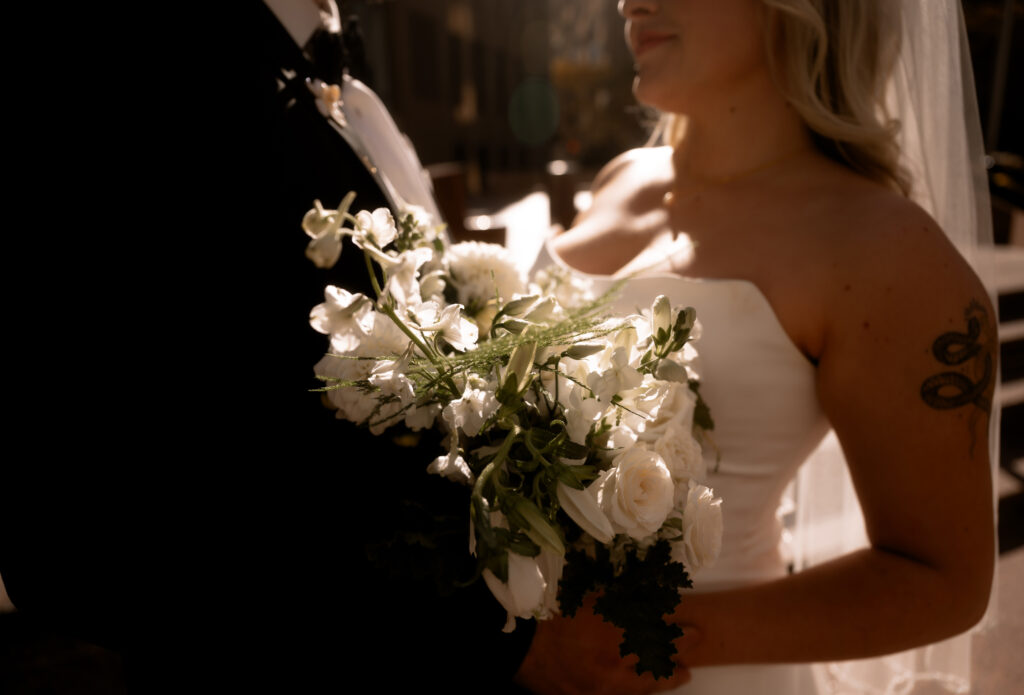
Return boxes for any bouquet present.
[303,194,722,678]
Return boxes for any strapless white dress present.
[531,239,829,693]
[530,239,983,694]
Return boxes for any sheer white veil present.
[790,1,1001,692]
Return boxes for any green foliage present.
[559,540,692,680]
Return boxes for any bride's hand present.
[513,596,699,694]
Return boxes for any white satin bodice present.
[534,240,832,590]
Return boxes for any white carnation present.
[447,241,527,310]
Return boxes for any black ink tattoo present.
[920,300,993,412]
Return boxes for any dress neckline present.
[540,234,818,369]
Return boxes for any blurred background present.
[1,0,1021,692]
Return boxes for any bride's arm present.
[674,204,997,666]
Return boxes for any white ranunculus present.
[586,347,643,403]
[654,420,706,488]
[354,207,397,248]
[595,447,675,541]
[483,552,546,632]
[639,381,698,442]
[447,241,527,310]
[442,385,499,437]
[674,481,723,572]
[557,482,614,544]
[309,286,372,351]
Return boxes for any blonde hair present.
[659,0,909,195]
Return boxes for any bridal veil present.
[790,0,1001,692]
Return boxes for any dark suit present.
[1,6,533,692]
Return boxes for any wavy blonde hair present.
[660,0,909,195]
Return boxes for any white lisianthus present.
[443,385,499,437]
[557,482,614,544]
[595,447,675,541]
[309,286,372,351]
[447,241,527,310]
[483,551,547,632]
[412,302,479,352]
[674,481,723,572]
[353,207,397,248]
[587,347,643,403]
[654,420,705,489]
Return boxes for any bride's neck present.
[670,77,814,185]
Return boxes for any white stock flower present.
[313,353,379,424]
[305,228,343,269]
[447,241,527,309]
[443,386,499,437]
[586,347,643,403]
[382,247,433,307]
[427,449,474,485]
[412,302,479,352]
[354,208,397,248]
[309,286,372,352]
[674,481,722,572]
[483,552,547,632]
[366,358,416,434]
[564,388,605,446]
[595,447,674,541]
[302,200,344,268]
[654,420,705,489]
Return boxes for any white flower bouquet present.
[304,194,722,678]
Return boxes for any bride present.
[514,0,998,693]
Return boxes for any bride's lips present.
[632,30,676,58]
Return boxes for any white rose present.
[654,420,705,488]
[639,381,697,442]
[595,447,674,541]
[483,551,546,632]
[674,481,723,572]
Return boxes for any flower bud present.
[503,340,538,396]
[652,295,672,345]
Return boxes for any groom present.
[247,3,701,692]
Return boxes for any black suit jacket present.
[2,6,533,691]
